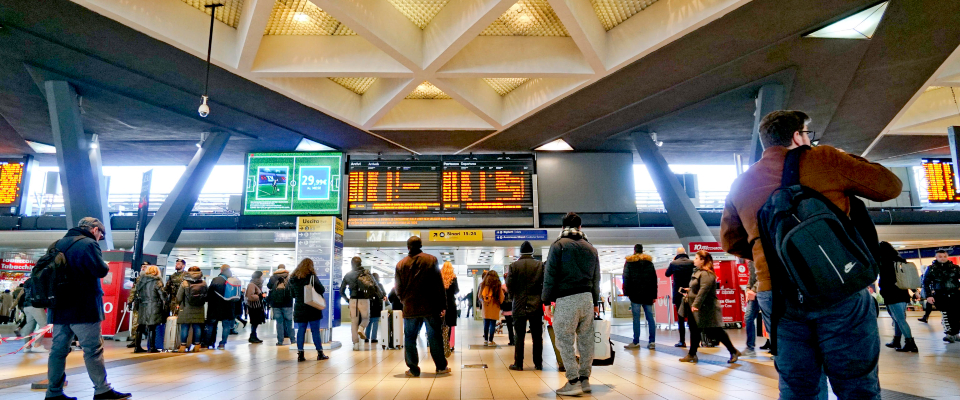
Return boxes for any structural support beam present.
[949,126,960,186]
[632,132,715,250]
[750,84,785,164]
[143,132,230,256]
[44,81,113,247]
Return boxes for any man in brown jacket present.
[721,110,901,400]
[394,236,449,377]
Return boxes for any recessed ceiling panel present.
[406,81,452,99]
[480,0,570,37]
[483,78,530,96]
[181,0,245,28]
[265,0,357,36]
[388,0,450,29]
[329,77,378,95]
[591,0,659,31]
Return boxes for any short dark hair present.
[351,256,362,268]
[936,249,949,255]
[634,244,643,254]
[407,236,422,251]
[562,212,581,228]
[759,110,810,148]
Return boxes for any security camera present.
[198,95,210,118]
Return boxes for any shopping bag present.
[593,318,611,360]
[304,276,326,310]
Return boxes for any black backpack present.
[186,280,207,307]
[26,236,85,309]
[268,277,292,307]
[355,269,381,299]
[757,146,880,310]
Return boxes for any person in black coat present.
[622,244,658,350]
[205,264,237,350]
[878,241,918,353]
[665,247,695,347]
[506,241,545,371]
[289,258,329,362]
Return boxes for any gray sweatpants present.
[554,292,594,382]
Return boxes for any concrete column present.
[750,84,785,164]
[142,132,230,256]
[44,81,113,245]
[632,132,715,250]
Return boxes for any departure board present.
[922,158,960,203]
[347,155,535,228]
[0,158,27,207]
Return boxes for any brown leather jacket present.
[721,145,902,292]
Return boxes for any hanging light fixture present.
[198,3,224,117]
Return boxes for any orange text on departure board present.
[923,160,959,202]
[0,162,24,205]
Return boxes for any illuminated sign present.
[243,152,343,215]
[0,158,27,207]
[429,230,483,241]
[921,158,960,203]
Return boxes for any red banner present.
[0,259,34,271]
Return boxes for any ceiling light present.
[27,140,56,154]
[294,12,310,22]
[295,138,336,152]
[805,1,888,39]
[535,139,574,151]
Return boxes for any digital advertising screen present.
[0,157,28,209]
[243,152,343,215]
[347,154,535,228]
[921,158,960,203]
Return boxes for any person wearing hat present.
[506,241,545,371]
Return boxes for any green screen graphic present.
[244,152,342,215]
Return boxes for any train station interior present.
[2,0,960,399]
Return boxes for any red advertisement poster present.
[654,267,674,325]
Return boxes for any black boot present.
[147,328,160,353]
[885,335,902,349]
[133,328,146,353]
[318,351,329,361]
[297,351,306,362]
[759,340,771,350]
[897,338,919,353]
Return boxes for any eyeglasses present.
[801,130,819,147]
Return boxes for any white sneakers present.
[25,346,48,353]
[353,343,360,351]
[357,329,367,340]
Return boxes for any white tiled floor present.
[0,310,957,399]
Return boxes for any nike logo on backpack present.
[844,262,856,273]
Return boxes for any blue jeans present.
[47,322,113,397]
[180,323,203,344]
[776,289,880,400]
[744,299,760,350]
[886,302,913,339]
[403,316,447,376]
[296,319,323,351]
[630,303,655,343]
[366,317,380,341]
[483,318,497,341]
[274,307,294,344]
[206,319,235,347]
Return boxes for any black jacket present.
[341,264,368,300]
[506,255,544,317]
[665,254,695,306]
[444,279,460,326]
[395,250,446,318]
[49,228,110,325]
[622,253,657,305]
[923,260,960,298]
[206,274,235,321]
[290,273,325,323]
[267,269,293,308]
[879,255,911,305]
[542,228,600,304]
[388,288,403,310]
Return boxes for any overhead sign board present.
[243,152,343,215]
[366,230,421,242]
[429,230,482,241]
[494,230,548,241]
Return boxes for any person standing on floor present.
[623,244,658,350]
[364,273,385,344]
[175,267,206,352]
[923,250,960,343]
[919,263,937,323]
[395,236,450,377]
[665,247,694,348]
[543,212,601,397]
[341,256,372,351]
[245,271,266,344]
[267,265,295,346]
[502,283,515,346]
[742,261,770,357]
[480,271,505,347]
[679,250,741,364]
[205,264,237,350]
[289,258,330,362]
[164,259,186,314]
[133,266,167,353]
[0,290,13,324]
[46,217,130,400]
[878,242,918,353]
[464,290,474,318]
[441,262,460,354]
[506,241,545,371]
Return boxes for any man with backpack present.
[205,264,240,350]
[923,250,960,343]
[721,110,902,399]
[267,265,294,346]
[342,256,378,351]
[43,217,131,400]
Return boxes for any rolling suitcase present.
[380,310,404,349]
[163,316,180,351]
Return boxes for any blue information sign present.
[494,230,548,241]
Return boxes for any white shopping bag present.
[593,318,611,360]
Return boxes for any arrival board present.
[922,158,960,203]
[243,152,343,215]
[347,155,534,228]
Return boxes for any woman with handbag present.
[289,258,330,362]
[245,271,267,344]
[678,250,741,364]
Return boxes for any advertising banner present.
[654,267,674,325]
[131,170,151,272]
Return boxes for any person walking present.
[464,290,474,318]
[20,276,48,353]
[394,236,450,377]
[246,271,266,344]
[267,265,295,346]
[502,284,515,346]
[480,271,505,347]
[665,247,694,348]
[364,273,385,344]
[877,242,918,353]
[678,250,741,364]
[0,290,13,324]
[742,261,769,357]
[543,212,601,397]
[46,217,130,400]
[506,241,545,371]
[175,267,206,353]
[441,262,460,354]
[342,257,372,351]
[923,250,960,343]
[133,266,167,353]
[205,264,237,350]
[623,244,657,350]
[288,258,330,362]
